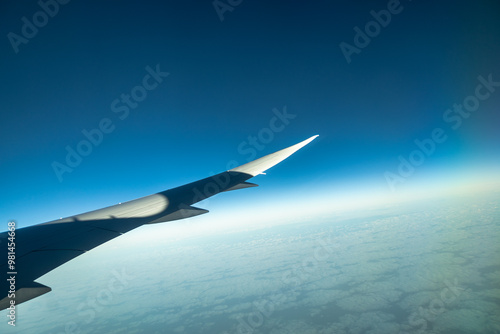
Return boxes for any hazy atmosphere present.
[1,1,499,333]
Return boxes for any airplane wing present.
[0,135,318,310]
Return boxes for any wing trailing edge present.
[223,181,259,192]
[147,205,209,224]
[0,282,51,311]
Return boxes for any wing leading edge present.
[0,135,318,310]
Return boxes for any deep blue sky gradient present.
[1,0,499,228]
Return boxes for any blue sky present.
[1,0,499,229]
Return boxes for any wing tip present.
[302,134,319,145]
[228,134,318,176]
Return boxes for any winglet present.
[228,135,318,176]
